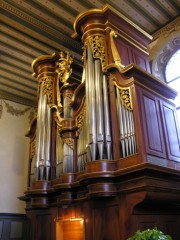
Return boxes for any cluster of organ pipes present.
[32,46,137,182]
[115,85,137,158]
[34,84,52,181]
[84,44,112,163]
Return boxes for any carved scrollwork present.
[39,77,53,104]
[114,82,133,110]
[85,34,108,71]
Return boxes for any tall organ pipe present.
[95,59,104,159]
[35,85,44,179]
[39,93,47,180]
[87,44,97,160]
[45,104,51,180]
[116,87,125,158]
[103,75,112,160]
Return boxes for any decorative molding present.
[0,99,35,123]
[0,0,81,50]
[152,16,180,40]
[151,35,180,82]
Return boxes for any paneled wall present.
[0,213,30,240]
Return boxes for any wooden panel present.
[0,221,3,238]
[115,38,133,66]
[10,221,23,238]
[142,94,165,157]
[162,104,180,160]
[93,205,120,240]
[56,219,84,240]
[0,214,30,240]
[37,214,52,240]
[133,51,150,73]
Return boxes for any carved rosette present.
[39,76,54,104]
[84,34,108,71]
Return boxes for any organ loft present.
[21,5,180,240]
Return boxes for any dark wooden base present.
[21,161,180,240]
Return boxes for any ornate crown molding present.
[152,16,180,40]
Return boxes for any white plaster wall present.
[0,100,30,213]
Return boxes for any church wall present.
[0,100,30,213]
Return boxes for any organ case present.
[21,5,180,240]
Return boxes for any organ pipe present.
[103,75,112,160]
[87,44,97,160]
[95,59,104,159]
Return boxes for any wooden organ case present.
[22,5,180,240]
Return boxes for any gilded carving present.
[63,92,73,100]
[76,104,86,135]
[86,34,108,71]
[56,51,73,84]
[39,77,53,104]
[64,138,74,150]
[55,51,73,108]
[114,83,133,110]
[110,30,125,69]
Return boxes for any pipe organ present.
[22,5,180,240]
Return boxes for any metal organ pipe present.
[45,104,51,180]
[81,44,112,163]
[35,85,43,174]
[34,83,52,180]
[39,93,48,180]
[95,59,104,159]
[87,44,97,160]
[56,130,63,177]
[116,87,126,158]
[103,75,112,160]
